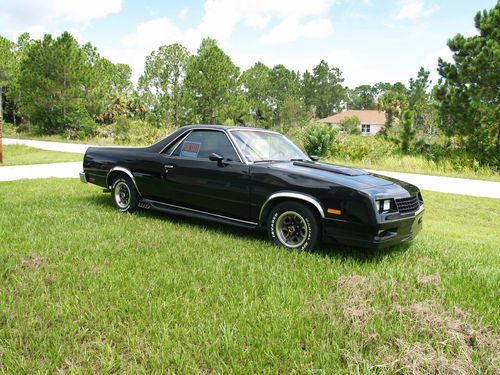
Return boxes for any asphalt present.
[2,138,499,199]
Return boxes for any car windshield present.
[231,130,309,162]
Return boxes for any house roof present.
[319,110,387,125]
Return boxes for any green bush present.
[2,122,16,136]
[113,117,132,143]
[303,123,336,157]
[65,110,97,140]
[112,117,173,145]
[330,134,397,161]
[338,116,361,135]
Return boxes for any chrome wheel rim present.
[114,181,130,209]
[275,211,308,248]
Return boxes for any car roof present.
[180,124,278,133]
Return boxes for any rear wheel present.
[267,201,320,250]
[111,175,139,213]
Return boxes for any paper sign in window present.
[180,141,201,158]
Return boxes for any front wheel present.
[267,201,321,250]
[111,175,139,213]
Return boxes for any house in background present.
[318,110,387,135]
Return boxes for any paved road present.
[4,137,120,154]
[2,138,500,199]
[0,162,82,181]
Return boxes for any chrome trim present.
[145,199,258,226]
[227,128,307,165]
[106,166,142,197]
[414,204,425,216]
[160,130,192,155]
[79,172,87,183]
[258,192,325,224]
[228,128,280,135]
[225,130,248,164]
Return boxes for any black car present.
[80,125,424,250]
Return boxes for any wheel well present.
[106,171,128,188]
[259,197,322,227]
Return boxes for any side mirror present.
[209,153,224,167]
[310,155,319,162]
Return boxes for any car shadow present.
[81,194,411,263]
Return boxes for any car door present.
[158,129,251,221]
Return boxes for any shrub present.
[400,110,416,154]
[330,134,397,161]
[65,110,97,140]
[112,117,173,145]
[2,122,16,136]
[303,123,336,157]
[113,117,132,143]
[338,116,361,135]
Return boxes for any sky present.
[0,0,496,88]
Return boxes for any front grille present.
[395,196,420,214]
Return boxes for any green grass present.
[0,144,82,166]
[327,155,500,182]
[1,179,498,373]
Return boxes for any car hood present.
[268,160,418,193]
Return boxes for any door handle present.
[164,164,174,173]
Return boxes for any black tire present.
[267,201,321,250]
[111,175,139,213]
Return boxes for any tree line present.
[0,2,498,165]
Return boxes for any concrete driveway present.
[2,138,499,199]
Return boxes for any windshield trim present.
[228,128,309,164]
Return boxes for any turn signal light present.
[327,208,341,215]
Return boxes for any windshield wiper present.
[253,159,279,163]
[290,158,310,162]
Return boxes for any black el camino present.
[80,125,424,250]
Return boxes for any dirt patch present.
[385,300,500,374]
[404,301,498,351]
[314,276,499,374]
[336,275,372,289]
[417,273,441,286]
[386,340,476,375]
[20,253,45,269]
[334,275,379,327]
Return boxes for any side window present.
[172,130,240,162]
[162,139,179,155]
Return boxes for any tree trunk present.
[63,66,67,123]
[0,86,3,123]
[0,86,3,163]
[211,109,216,125]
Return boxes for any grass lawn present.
[0,144,82,166]
[0,179,499,373]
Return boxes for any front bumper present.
[79,172,87,183]
[323,206,424,249]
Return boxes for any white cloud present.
[178,7,189,19]
[2,0,122,25]
[117,0,336,82]
[15,25,49,40]
[121,18,199,50]
[1,0,122,39]
[260,18,332,45]
[48,0,122,23]
[122,0,336,49]
[396,0,439,20]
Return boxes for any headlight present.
[376,199,393,213]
